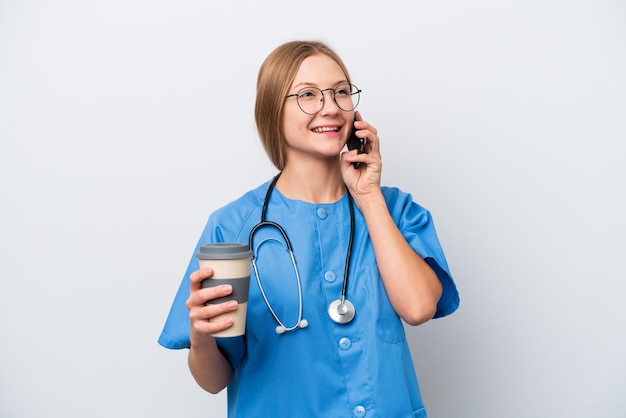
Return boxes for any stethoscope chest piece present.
[328,298,356,324]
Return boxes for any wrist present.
[189,329,216,349]
[353,189,386,216]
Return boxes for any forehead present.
[290,54,347,88]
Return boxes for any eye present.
[298,88,320,100]
[334,85,351,97]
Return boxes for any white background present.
[1,1,625,417]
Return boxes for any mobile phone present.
[346,115,365,168]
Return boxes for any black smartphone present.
[346,115,365,168]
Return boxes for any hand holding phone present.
[346,115,365,168]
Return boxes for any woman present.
[159,40,459,418]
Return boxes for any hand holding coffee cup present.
[187,268,236,340]
[195,243,252,337]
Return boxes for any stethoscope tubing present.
[248,173,356,333]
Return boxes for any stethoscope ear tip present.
[275,319,308,334]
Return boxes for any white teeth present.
[313,127,339,133]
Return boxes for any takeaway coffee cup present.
[196,243,253,337]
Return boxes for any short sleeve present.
[382,187,460,318]
[157,216,246,368]
[156,181,269,367]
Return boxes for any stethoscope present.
[248,173,356,334]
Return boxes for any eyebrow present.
[291,80,349,90]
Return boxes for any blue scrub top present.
[159,179,459,418]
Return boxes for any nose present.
[319,88,340,115]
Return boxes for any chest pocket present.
[364,265,406,344]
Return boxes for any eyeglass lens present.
[296,84,360,115]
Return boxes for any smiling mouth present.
[312,126,340,133]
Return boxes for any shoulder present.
[207,179,273,242]
[211,180,269,219]
[380,186,430,220]
[380,186,409,203]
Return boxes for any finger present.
[186,282,232,309]
[189,267,214,290]
[352,121,379,154]
[191,317,234,336]
[366,133,380,154]
[341,149,365,169]
[351,131,378,157]
[190,300,238,335]
[189,298,237,322]
[191,316,234,336]
[353,117,377,137]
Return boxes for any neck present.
[277,160,345,204]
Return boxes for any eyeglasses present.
[285,83,361,115]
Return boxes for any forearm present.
[358,191,443,325]
[188,335,234,394]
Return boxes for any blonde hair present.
[254,40,352,170]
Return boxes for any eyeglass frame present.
[284,83,362,115]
